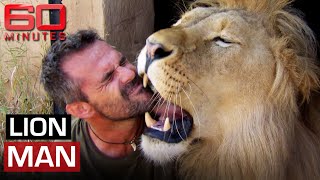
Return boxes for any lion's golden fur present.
[138,0,320,179]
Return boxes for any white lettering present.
[34,146,54,167]
[24,118,28,136]
[56,146,75,167]
[8,146,33,167]
[49,118,66,136]
[10,118,22,136]
[30,118,46,136]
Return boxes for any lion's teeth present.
[145,112,157,128]
[163,117,171,131]
[143,73,148,88]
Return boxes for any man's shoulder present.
[70,117,85,142]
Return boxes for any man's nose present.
[115,66,136,84]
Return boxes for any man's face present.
[63,40,153,120]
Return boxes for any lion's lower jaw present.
[140,135,189,164]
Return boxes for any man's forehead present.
[61,40,114,80]
[68,41,110,63]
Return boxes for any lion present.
[137,0,320,179]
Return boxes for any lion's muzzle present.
[145,39,173,73]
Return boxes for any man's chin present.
[130,89,153,103]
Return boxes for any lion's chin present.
[141,135,190,164]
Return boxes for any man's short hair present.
[41,29,102,108]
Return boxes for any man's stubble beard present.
[93,78,153,121]
[93,96,151,121]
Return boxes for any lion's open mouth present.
[143,74,194,143]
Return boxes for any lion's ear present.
[272,38,320,103]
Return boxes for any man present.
[40,29,176,179]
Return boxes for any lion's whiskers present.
[188,83,193,97]
[162,79,175,140]
[147,92,161,110]
[182,86,201,139]
[176,83,188,141]
[188,77,208,99]
[170,81,186,141]
[172,84,178,136]
[164,78,175,118]
[153,97,166,115]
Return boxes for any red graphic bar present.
[4,142,80,172]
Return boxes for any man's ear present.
[66,102,95,119]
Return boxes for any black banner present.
[6,114,71,140]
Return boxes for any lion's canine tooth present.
[163,117,171,131]
[145,112,157,128]
[143,73,148,88]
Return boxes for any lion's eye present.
[213,37,232,48]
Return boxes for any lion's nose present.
[146,40,172,60]
[145,40,172,72]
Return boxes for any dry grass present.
[0,39,52,166]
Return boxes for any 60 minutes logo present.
[3,4,67,41]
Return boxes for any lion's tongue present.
[145,103,183,131]
[155,103,184,120]
[144,101,193,143]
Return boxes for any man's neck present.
[86,115,143,158]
